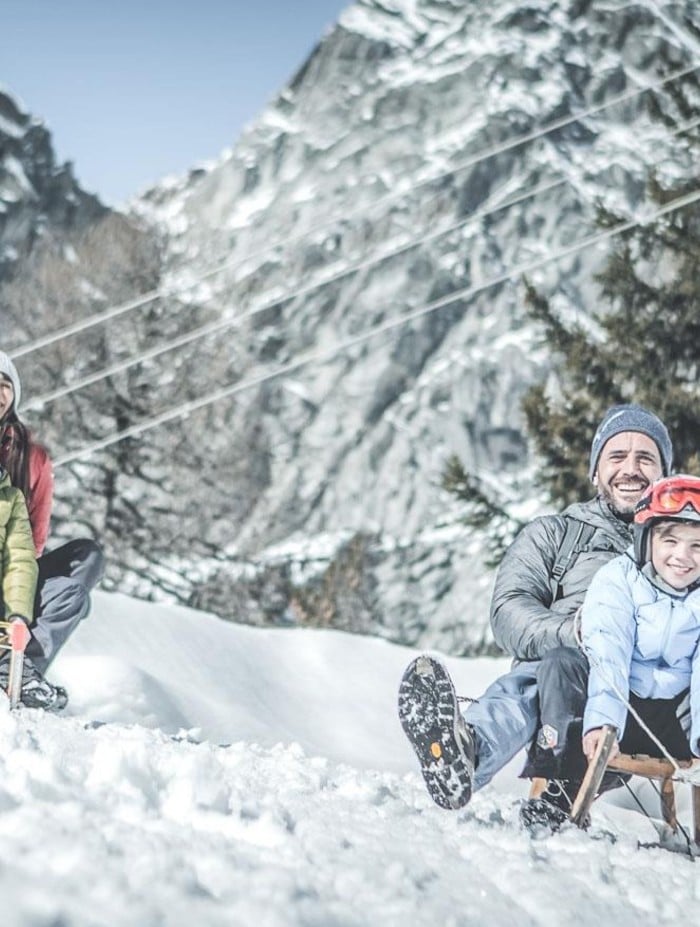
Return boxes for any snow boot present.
[0,654,68,712]
[520,779,587,832]
[398,654,475,810]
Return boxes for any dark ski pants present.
[26,538,104,673]
[522,646,692,783]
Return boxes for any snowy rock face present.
[4,1,700,655]
[0,90,104,273]
[133,0,699,651]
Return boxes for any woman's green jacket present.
[0,467,37,621]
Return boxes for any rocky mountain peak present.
[4,1,700,654]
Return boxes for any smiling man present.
[589,405,671,515]
[398,403,673,816]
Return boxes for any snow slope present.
[0,591,696,926]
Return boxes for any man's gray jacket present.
[465,496,634,791]
[490,497,634,661]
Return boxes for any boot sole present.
[398,655,473,809]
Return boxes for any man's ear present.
[592,473,598,486]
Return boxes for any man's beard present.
[598,485,642,521]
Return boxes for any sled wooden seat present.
[570,725,700,844]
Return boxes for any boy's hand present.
[582,728,619,761]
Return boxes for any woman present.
[0,351,104,708]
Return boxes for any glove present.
[5,614,30,627]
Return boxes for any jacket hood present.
[0,351,20,414]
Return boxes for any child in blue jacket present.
[521,474,700,828]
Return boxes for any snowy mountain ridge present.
[4,0,700,656]
[132,0,700,650]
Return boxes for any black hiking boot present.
[398,654,476,810]
[520,779,587,833]
[0,654,68,712]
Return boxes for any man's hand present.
[582,727,619,762]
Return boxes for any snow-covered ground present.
[0,591,696,926]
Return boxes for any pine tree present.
[519,58,700,505]
[523,175,700,508]
[441,455,526,566]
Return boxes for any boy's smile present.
[651,521,700,590]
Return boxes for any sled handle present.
[570,724,618,826]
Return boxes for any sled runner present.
[569,724,700,853]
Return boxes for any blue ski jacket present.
[580,551,700,755]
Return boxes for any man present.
[398,404,672,816]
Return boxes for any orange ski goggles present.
[635,475,700,524]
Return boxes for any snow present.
[0,590,696,925]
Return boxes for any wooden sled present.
[571,725,700,849]
[529,724,700,850]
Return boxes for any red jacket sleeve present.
[28,443,54,556]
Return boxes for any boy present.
[521,474,700,828]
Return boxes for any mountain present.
[0,88,105,271]
[3,0,700,654]
[0,590,695,924]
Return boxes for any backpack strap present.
[550,518,596,600]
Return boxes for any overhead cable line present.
[23,176,567,412]
[9,59,700,361]
[52,182,700,469]
[639,0,700,57]
[25,111,700,413]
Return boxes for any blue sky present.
[2,0,351,205]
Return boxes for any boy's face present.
[651,521,700,590]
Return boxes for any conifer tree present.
[445,92,700,532]
[523,176,700,508]
[520,61,700,506]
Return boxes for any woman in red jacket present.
[0,351,104,709]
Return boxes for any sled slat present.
[607,755,695,779]
[660,777,678,832]
[693,786,700,846]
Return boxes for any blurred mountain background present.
[3,0,700,654]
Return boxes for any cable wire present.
[51,181,700,468]
[9,60,700,361]
[22,108,700,412]
[23,175,568,412]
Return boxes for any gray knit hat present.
[589,404,672,480]
[0,351,20,413]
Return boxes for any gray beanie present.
[0,351,20,413]
[589,404,672,480]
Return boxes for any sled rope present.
[581,643,686,779]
